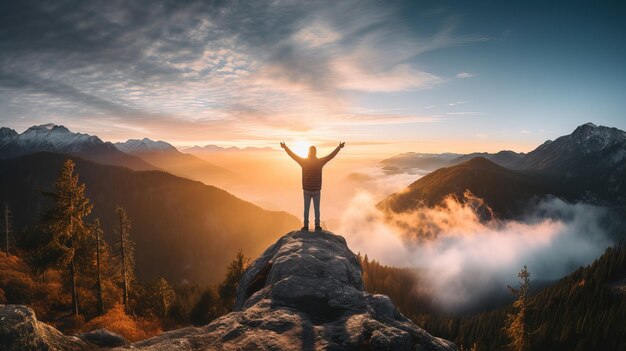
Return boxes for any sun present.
[291,140,311,158]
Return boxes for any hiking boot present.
[315,226,323,232]
[301,226,309,232]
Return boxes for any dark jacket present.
[285,146,341,191]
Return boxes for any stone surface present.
[118,230,457,350]
[0,304,89,351]
[79,328,128,347]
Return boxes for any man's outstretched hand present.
[280,142,286,149]
[339,142,345,148]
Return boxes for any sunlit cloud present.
[0,0,490,147]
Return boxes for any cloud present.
[340,190,613,311]
[456,72,475,78]
[0,0,488,142]
[448,101,469,106]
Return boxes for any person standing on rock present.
[280,141,345,232]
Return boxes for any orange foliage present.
[82,304,162,342]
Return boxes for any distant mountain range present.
[0,152,299,285]
[381,150,524,175]
[0,124,239,186]
[0,124,157,171]
[380,123,626,218]
[115,138,234,186]
[184,145,275,153]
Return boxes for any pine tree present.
[504,265,530,351]
[151,277,177,320]
[92,219,105,316]
[218,250,250,311]
[190,287,222,326]
[115,206,134,311]
[40,159,93,315]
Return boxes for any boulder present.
[79,328,128,347]
[0,304,89,351]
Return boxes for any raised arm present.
[321,142,345,164]
[280,142,304,165]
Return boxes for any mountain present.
[0,124,156,171]
[380,153,462,174]
[115,138,233,186]
[380,123,626,217]
[184,144,275,153]
[449,150,523,169]
[1,230,457,351]
[115,138,178,153]
[381,150,524,174]
[0,152,300,285]
[513,123,626,205]
[0,127,18,146]
[379,157,551,219]
[518,122,626,171]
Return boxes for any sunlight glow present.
[291,139,311,158]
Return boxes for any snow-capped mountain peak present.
[0,123,158,171]
[15,124,102,151]
[519,122,626,171]
[115,138,177,154]
[568,122,626,151]
[0,127,18,144]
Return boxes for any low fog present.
[339,170,614,312]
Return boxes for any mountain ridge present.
[0,124,157,171]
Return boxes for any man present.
[281,141,345,232]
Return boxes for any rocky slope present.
[0,230,456,350]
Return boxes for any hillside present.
[379,157,551,219]
[420,245,626,351]
[0,152,300,285]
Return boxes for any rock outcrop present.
[79,329,128,348]
[121,230,457,350]
[0,305,88,351]
[0,230,456,350]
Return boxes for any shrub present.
[82,303,161,342]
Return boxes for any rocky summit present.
[0,230,456,351]
[121,230,456,350]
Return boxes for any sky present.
[1,0,625,156]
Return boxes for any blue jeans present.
[303,190,321,227]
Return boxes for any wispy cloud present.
[448,101,469,106]
[0,0,488,143]
[456,72,475,79]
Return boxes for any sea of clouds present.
[339,167,613,311]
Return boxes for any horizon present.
[1,1,625,156]
[1,120,615,158]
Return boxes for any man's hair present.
[308,146,317,158]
